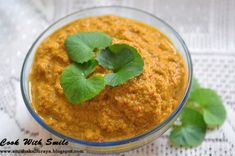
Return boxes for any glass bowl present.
[21,6,192,153]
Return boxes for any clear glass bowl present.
[21,6,192,153]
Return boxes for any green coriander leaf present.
[189,88,226,126]
[96,44,144,86]
[187,77,201,108]
[64,32,112,63]
[75,59,97,77]
[60,61,105,104]
[170,107,206,147]
[191,77,201,92]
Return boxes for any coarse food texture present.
[30,15,187,141]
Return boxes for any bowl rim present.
[20,5,193,147]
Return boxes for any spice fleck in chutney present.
[30,15,187,141]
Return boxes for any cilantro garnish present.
[169,107,206,146]
[64,32,112,63]
[169,78,226,147]
[190,77,200,92]
[60,60,105,104]
[96,44,144,86]
[60,32,144,104]
[189,88,226,126]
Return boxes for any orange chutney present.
[30,15,187,141]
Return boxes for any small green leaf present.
[75,59,97,77]
[65,32,112,63]
[189,88,226,126]
[170,107,206,147]
[96,44,144,86]
[191,77,201,92]
[60,60,105,104]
